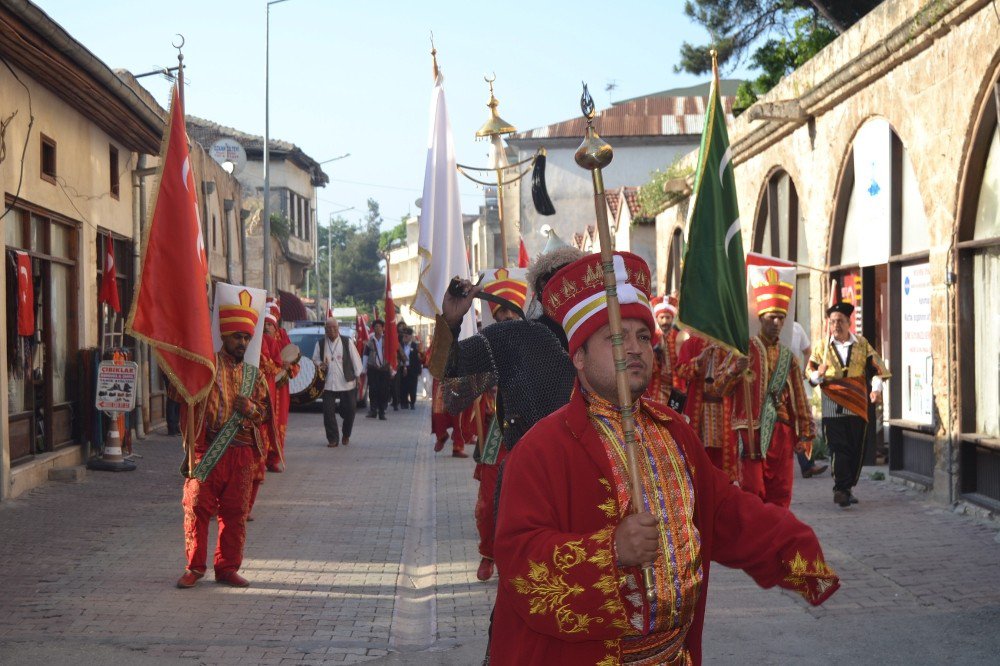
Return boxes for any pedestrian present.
[429,247,584,453]
[362,319,391,420]
[466,270,529,582]
[491,252,839,665]
[807,299,890,507]
[163,375,181,436]
[675,334,745,482]
[174,289,273,590]
[263,299,297,472]
[791,320,828,478]
[314,317,362,447]
[430,377,470,457]
[644,293,686,404]
[731,270,815,508]
[399,327,422,409]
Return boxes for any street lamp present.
[263,0,292,294]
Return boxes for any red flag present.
[126,84,215,404]
[518,236,530,268]
[99,233,121,313]
[384,262,399,372]
[15,251,33,336]
[355,312,369,356]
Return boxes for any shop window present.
[109,145,120,200]
[40,134,57,184]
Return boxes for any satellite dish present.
[210,138,247,175]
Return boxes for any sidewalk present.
[0,397,998,664]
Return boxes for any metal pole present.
[262,2,273,292]
[328,214,333,314]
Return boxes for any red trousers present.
[182,445,257,576]
[473,447,507,560]
[432,413,467,453]
[739,421,796,509]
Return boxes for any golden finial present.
[430,31,439,81]
[574,82,612,170]
[475,73,516,138]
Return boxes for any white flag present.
[413,71,476,339]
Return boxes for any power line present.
[329,177,481,199]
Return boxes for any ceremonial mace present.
[575,83,656,602]
[455,75,555,268]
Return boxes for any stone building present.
[507,83,738,259]
[656,0,1000,512]
[185,117,328,297]
[0,2,159,498]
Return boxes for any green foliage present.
[308,198,385,311]
[677,1,848,112]
[733,15,837,114]
[379,215,408,252]
[269,213,290,242]
[638,156,695,219]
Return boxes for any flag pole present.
[175,38,196,475]
[574,83,656,603]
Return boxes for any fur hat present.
[527,246,586,295]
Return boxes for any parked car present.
[287,325,366,410]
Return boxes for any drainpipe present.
[131,154,146,438]
[135,155,157,436]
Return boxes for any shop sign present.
[96,361,138,412]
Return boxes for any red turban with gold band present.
[542,251,654,355]
[481,268,528,317]
[751,266,794,317]
[219,289,260,336]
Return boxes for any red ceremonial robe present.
[492,385,839,666]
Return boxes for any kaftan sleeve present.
[495,441,642,643]
[704,445,839,605]
[788,356,816,442]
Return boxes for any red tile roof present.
[512,94,736,140]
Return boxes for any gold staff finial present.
[476,73,516,138]
[574,82,612,171]
[430,32,439,80]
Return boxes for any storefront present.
[5,201,80,464]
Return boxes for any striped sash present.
[821,376,868,421]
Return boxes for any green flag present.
[677,58,749,356]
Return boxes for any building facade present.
[656,0,1000,513]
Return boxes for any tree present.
[676,1,880,107]
[379,215,408,253]
[311,198,384,311]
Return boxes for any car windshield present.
[289,331,324,359]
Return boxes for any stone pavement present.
[0,395,998,665]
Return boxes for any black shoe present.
[833,490,852,507]
[366,413,376,419]
[848,492,859,505]
[378,414,387,421]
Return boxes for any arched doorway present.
[956,72,1000,509]
[829,118,932,479]
[751,168,811,332]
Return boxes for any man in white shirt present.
[807,302,890,507]
[313,317,363,447]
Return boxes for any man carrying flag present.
[172,289,272,588]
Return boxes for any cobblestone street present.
[1,397,998,664]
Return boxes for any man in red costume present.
[248,306,284,517]
[264,298,296,472]
[491,252,839,665]
[470,269,528,582]
[174,289,272,589]
[644,294,685,404]
[675,335,746,482]
[731,268,815,508]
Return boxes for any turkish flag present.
[15,251,33,336]
[355,312,369,356]
[126,84,215,404]
[99,233,121,313]
[384,262,399,372]
[518,236,530,268]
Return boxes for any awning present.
[278,289,308,322]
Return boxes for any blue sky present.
[36,0,756,228]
